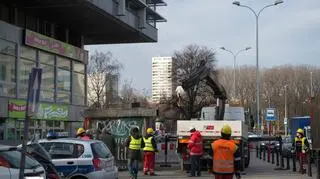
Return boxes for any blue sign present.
[27,68,42,116]
[266,108,276,121]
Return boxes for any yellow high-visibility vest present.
[143,137,155,152]
[129,136,142,150]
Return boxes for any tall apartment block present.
[152,57,173,103]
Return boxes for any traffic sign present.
[266,108,276,121]
[27,68,42,116]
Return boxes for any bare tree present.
[171,44,217,120]
[87,50,122,109]
[120,79,150,107]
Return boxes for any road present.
[119,153,318,179]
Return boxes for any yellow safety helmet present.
[146,128,154,134]
[221,124,232,135]
[77,128,85,135]
[297,128,304,134]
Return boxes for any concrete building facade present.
[152,56,172,103]
[0,0,166,142]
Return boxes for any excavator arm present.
[180,62,227,120]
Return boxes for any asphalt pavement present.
[119,153,318,179]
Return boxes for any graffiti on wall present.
[104,118,143,137]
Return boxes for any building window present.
[0,39,16,97]
[56,57,71,103]
[73,62,85,73]
[57,69,71,103]
[72,71,85,105]
[19,59,36,98]
[39,52,55,101]
[20,46,36,61]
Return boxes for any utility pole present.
[284,85,288,136]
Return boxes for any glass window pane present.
[72,72,85,105]
[0,39,15,55]
[57,57,70,70]
[0,83,16,97]
[20,59,36,98]
[20,46,36,61]
[57,69,70,92]
[39,51,54,65]
[73,62,85,73]
[57,92,70,103]
[40,64,54,101]
[20,59,36,85]
[0,54,15,83]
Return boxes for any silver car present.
[38,138,118,179]
[0,145,46,179]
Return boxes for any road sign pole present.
[19,68,42,179]
[18,74,32,179]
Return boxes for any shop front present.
[6,99,69,140]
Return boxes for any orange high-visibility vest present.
[212,139,238,174]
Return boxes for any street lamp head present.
[232,1,241,6]
[245,47,252,50]
[274,0,284,5]
[220,47,226,50]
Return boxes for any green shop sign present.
[8,100,69,120]
[24,29,88,63]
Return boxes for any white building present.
[152,57,173,103]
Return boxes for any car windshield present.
[91,142,111,158]
[0,150,41,169]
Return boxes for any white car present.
[0,145,46,179]
[38,138,118,179]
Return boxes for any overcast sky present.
[85,0,320,94]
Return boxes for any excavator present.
[176,61,250,171]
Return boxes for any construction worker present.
[125,126,145,179]
[211,125,241,179]
[292,128,310,174]
[187,126,203,177]
[76,128,90,140]
[143,128,158,175]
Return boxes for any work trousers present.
[128,159,139,179]
[143,151,155,174]
[214,174,234,179]
[297,152,306,172]
[190,155,201,176]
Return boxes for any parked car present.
[38,138,118,179]
[0,145,46,179]
[26,143,61,179]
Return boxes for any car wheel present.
[71,176,87,179]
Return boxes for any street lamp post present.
[284,85,288,136]
[232,0,284,133]
[220,47,251,99]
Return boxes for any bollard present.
[292,152,296,172]
[260,145,262,159]
[271,146,275,164]
[263,146,266,161]
[256,145,259,158]
[267,143,271,163]
[286,156,290,170]
[276,148,279,166]
[317,151,320,179]
[307,152,312,177]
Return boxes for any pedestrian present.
[143,128,158,176]
[125,126,145,179]
[99,127,117,156]
[211,125,241,179]
[187,126,203,177]
[292,128,310,174]
[76,127,90,140]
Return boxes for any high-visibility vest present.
[212,139,238,174]
[143,137,155,152]
[295,137,306,150]
[129,136,142,150]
